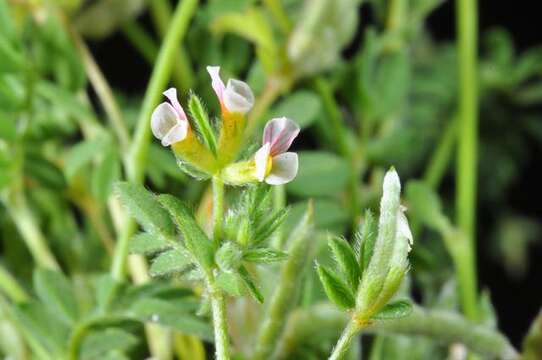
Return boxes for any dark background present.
[87,0,542,348]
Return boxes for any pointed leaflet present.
[355,210,378,273]
[157,194,214,271]
[238,265,264,304]
[115,183,175,241]
[316,263,355,310]
[129,233,171,256]
[188,93,218,155]
[243,248,288,264]
[371,299,413,320]
[33,269,78,326]
[329,236,360,290]
[150,249,192,277]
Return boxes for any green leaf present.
[157,194,214,271]
[252,208,289,246]
[33,269,78,326]
[129,233,171,256]
[129,298,212,341]
[316,263,355,310]
[80,328,138,360]
[270,91,321,129]
[329,237,360,290]
[243,248,288,264]
[372,299,413,320]
[188,93,218,155]
[287,151,349,197]
[216,271,244,297]
[355,210,378,273]
[238,265,264,303]
[92,149,121,203]
[14,301,69,357]
[405,181,448,231]
[150,249,192,277]
[64,137,110,180]
[115,183,175,240]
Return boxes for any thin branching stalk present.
[424,118,457,188]
[455,0,479,321]
[121,21,159,64]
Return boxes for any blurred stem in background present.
[0,265,29,303]
[147,0,195,93]
[455,0,479,322]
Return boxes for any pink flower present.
[206,66,254,114]
[254,117,300,185]
[151,88,189,146]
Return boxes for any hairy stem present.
[328,320,359,360]
[212,176,224,245]
[455,0,479,321]
[278,304,517,360]
[207,275,231,360]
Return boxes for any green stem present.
[212,176,224,245]
[253,204,313,360]
[5,191,60,271]
[263,0,292,34]
[207,275,231,360]
[148,0,195,93]
[278,304,517,360]
[455,0,479,321]
[121,21,159,64]
[71,31,131,151]
[0,265,29,303]
[111,0,199,280]
[328,320,359,360]
[423,118,457,188]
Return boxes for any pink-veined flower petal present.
[223,79,254,114]
[163,88,187,120]
[151,102,179,141]
[207,66,225,103]
[265,152,298,185]
[263,117,300,156]
[254,143,271,182]
[161,122,188,147]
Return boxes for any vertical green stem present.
[111,0,199,280]
[455,0,479,321]
[208,275,231,360]
[6,191,60,271]
[148,0,195,93]
[328,320,359,360]
[212,176,224,244]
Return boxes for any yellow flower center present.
[264,155,273,177]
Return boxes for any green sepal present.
[188,93,218,155]
[371,299,413,320]
[316,263,355,310]
[329,237,360,290]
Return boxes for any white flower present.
[397,205,413,251]
[206,66,254,114]
[151,88,189,146]
[254,117,300,185]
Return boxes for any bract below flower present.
[151,88,189,146]
[254,117,300,185]
[206,66,254,114]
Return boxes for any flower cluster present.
[150,66,299,185]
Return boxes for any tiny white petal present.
[151,102,179,141]
[254,143,271,182]
[263,117,300,156]
[207,66,225,103]
[223,79,254,114]
[161,122,188,147]
[163,88,187,120]
[397,207,413,250]
[265,152,298,185]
